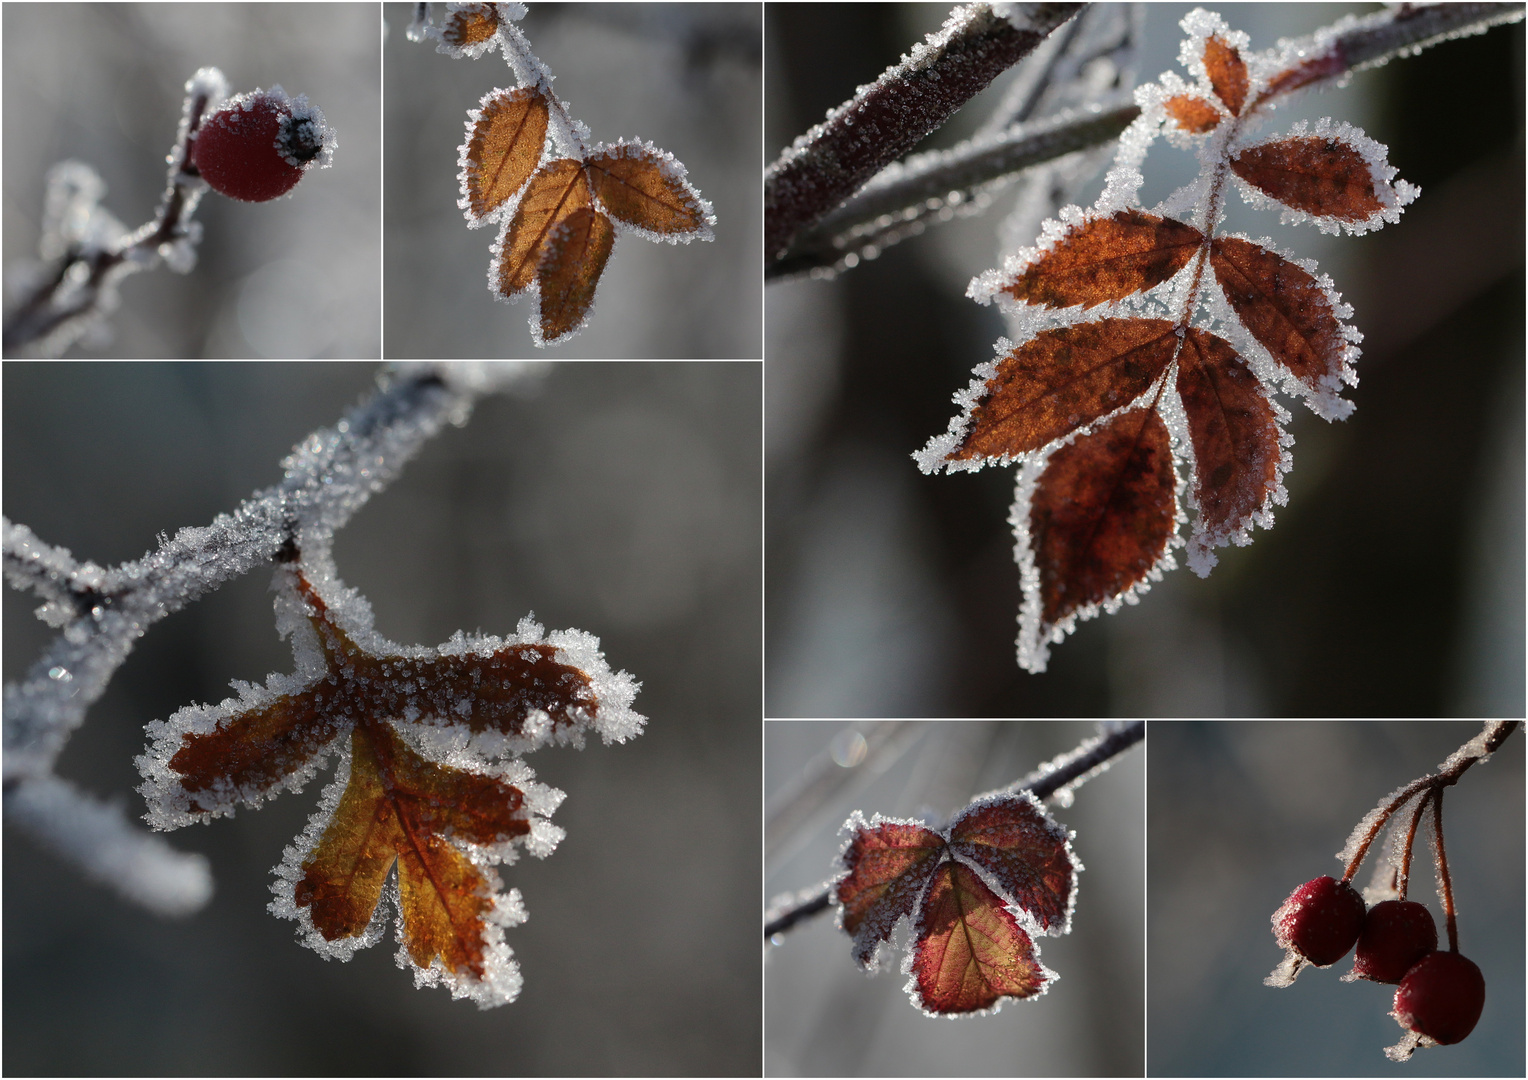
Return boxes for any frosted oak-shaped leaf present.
[833,792,1078,1016]
[137,561,644,1007]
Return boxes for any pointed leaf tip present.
[536,206,614,344]
[1204,35,1249,116]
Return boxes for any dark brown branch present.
[764,3,1084,266]
[764,721,1143,941]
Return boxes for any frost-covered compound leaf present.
[459,87,550,223]
[138,559,643,1007]
[585,141,714,239]
[832,791,1079,1016]
[922,8,1423,672]
[993,211,1203,311]
[535,206,614,344]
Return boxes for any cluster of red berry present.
[1271,876,1485,1047]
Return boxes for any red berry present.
[1271,875,1366,966]
[1349,900,1437,984]
[1393,951,1485,1045]
[192,87,329,202]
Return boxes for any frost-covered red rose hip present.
[1393,951,1485,1045]
[1348,899,1437,984]
[1272,875,1366,967]
[192,86,334,202]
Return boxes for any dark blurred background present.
[765,721,1144,1076]
[2,4,380,358]
[384,2,762,358]
[3,361,761,1074]
[765,3,1524,716]
[1148,721,1524,1076]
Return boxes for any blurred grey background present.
[384,2,762,358]
[3,361,761,1074]
[766,721,1144,1076]
[1149,721,1524,1076]
[766,4,1524,716]
[2,4,381,358]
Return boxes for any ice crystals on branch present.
[917,8,1420,672]
[418,2,715,346]
[137,550,643,1008]
[833,791,1079,1016]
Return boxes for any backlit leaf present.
[460,88,549,223]
[1210,236,1348,394]
[835,813,945,968]
[1028,407,1176,629]
[946,792,1078,934]
[585,142,713,238]
[1204,35,1248,116]
[1175,329,1282,567]
[909,860,1050,1015]
[1231,135,1384,222]
[496,159,593,297]
[441,4,500,52]
[947,318,1180,465]
[997,210,1203,310]
[1165,94,1222,134]
[535,206,614,345]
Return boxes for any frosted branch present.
[3,68,227,357]
[764,3,1084,266]
[764,720,1141,940]
[3,362,534,914]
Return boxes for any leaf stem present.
[1432,785,1458,952]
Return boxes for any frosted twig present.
[763,720,1142,941]
[767,2,1524,279]
[1431,786,1458,952]
[3,69,227,357]
[3,363,533,916]
[764,3,1084,266]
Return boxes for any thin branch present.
[764,721,1143,941]
[1432,786,1458,952]
[768,1,1525,280]
[764,3,1084,266]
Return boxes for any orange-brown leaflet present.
[1231,136,1384,221]
[1000,210,1203,310]
[1204,35,1248,116]
[1175,329,1280,539]
[1029,408,1176,627]
[442,4,499,49]
[584,149,707,235]
[910,860,1047,1014]
[1165,95,1222,134]
[463,88,549,220]
[1210,236,1345,387]
[950,318,1180,463]
[498,159,594,296]
[536,206,615,342]
[294,720,532,979]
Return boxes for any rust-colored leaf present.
[497,159,593,297]
[910,860,1049,1015]
[1176,328,1280,547]
[585,144,709,236]
[1165,94,1222,134]
[835,815,946,968]
[1000,210,1203,310]
[1210,236,1345,388]
[535,206,615,344]
[1231,136,1384,221]
[461,88,549,222]
[1030,407,1176,627]
[950,318,1180,463]
[1204,35,1249,116]
[946,793,1078,935]
[441,4,499,50]
[295,720,531,980]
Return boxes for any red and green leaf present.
[946,793,1078,934]
[835,813,946,968]
[909,860,1051,1015]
